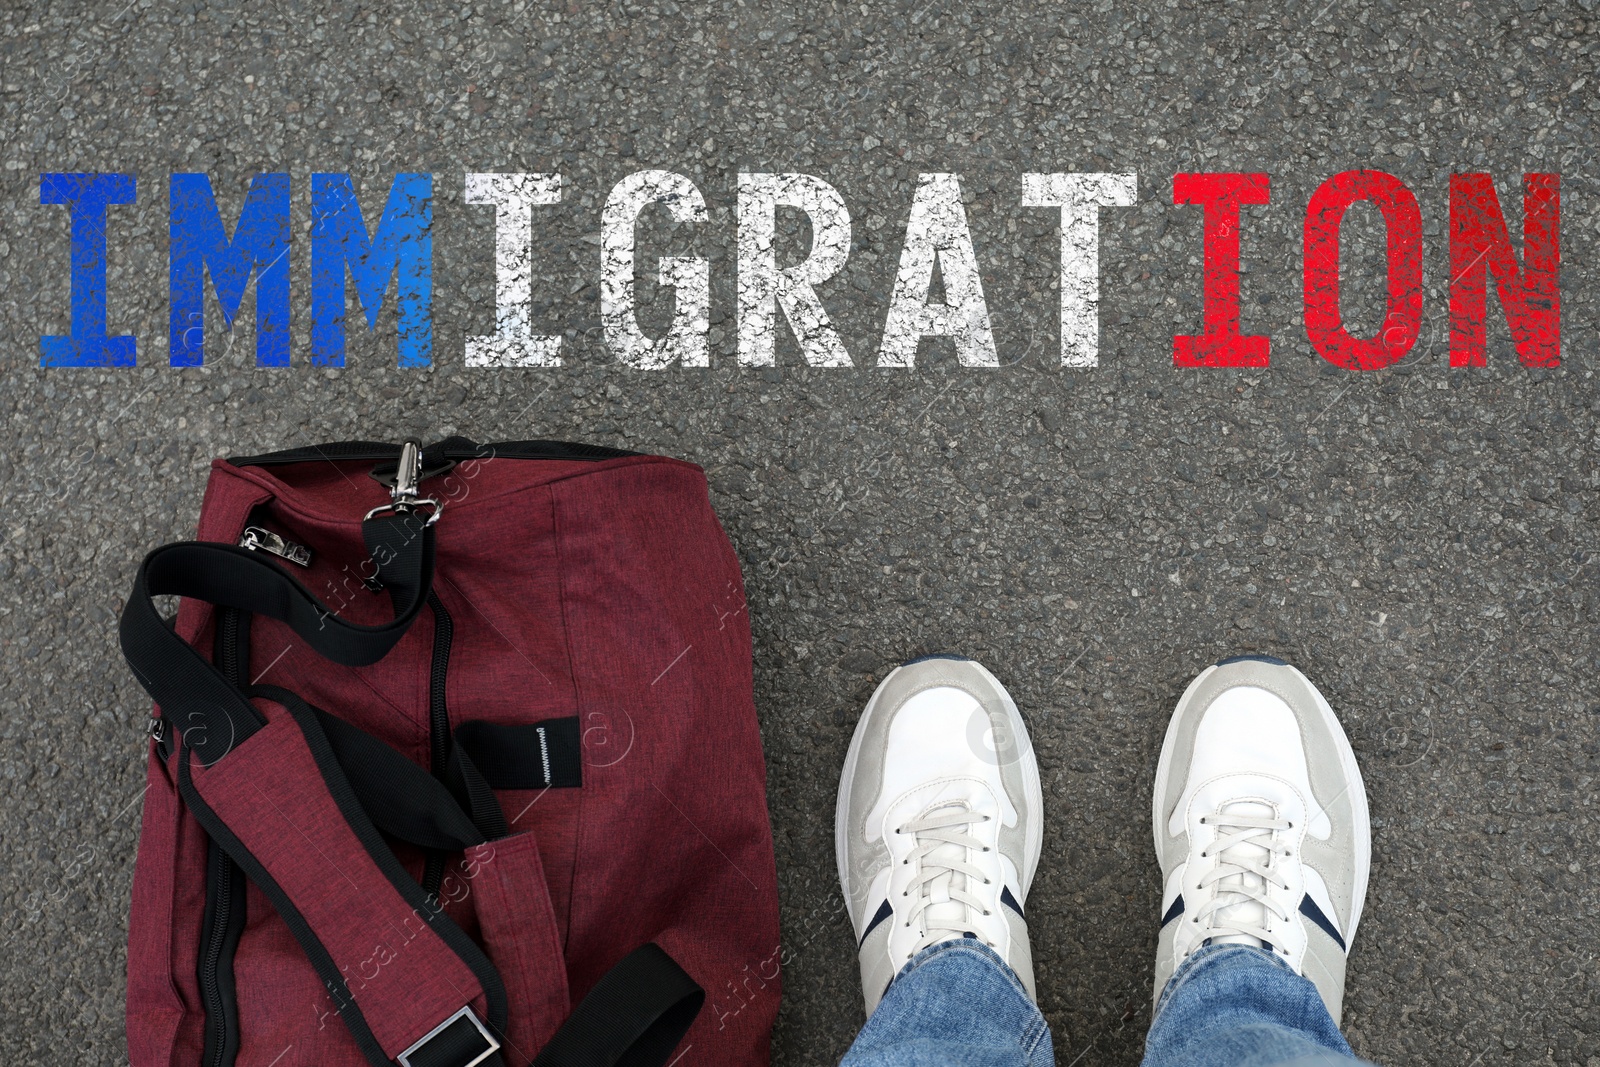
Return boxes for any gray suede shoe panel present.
[858,917,897,1014]
[1003,906,1036,999]
[1301,921,1349,1025]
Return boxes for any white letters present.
[737,173,853,367]
[601,170,710,369]
[876,173,997,369]
[465,173,563,367]
[465,168,1142,371]
[1021,172,1136,368]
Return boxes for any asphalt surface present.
[3,1,1600,1064]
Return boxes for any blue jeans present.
[840,941,1374,1067]
[840,940,1053,1067]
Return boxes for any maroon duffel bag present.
[120,437,780,1067]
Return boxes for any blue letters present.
[169,173,291,367]
[40,173,137,367]
[310,173,433,367]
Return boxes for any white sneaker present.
[1152,655,1371,1023]
[836,655,1044,1014]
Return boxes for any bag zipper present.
[421,593,453,901]
[198,842,244,1067]
[198,608,248,1067]
[227,436,638,468]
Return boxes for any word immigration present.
[38,168,1560,372]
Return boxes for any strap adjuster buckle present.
[395,1006,500,1067]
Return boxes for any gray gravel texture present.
[3,0,1600,1064]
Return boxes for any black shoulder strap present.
[534,945,704,1067]
[120,509,434,765]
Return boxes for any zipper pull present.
[239,526,313,567]
[147,715,173,758]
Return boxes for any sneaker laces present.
[1190,801,1293,953]
[897,803,993,956]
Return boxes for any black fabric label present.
[455,717,583,790]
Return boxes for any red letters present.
[1303,170,1424,371]
[1172,173,1271,368]
[1449,173,1560,367]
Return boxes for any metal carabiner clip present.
[364,439,444,526]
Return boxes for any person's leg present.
[1144,944,1369,1067]
[840,940,1051,1067]
[836,655,1052,1067]
[1145,655,1376,1067]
